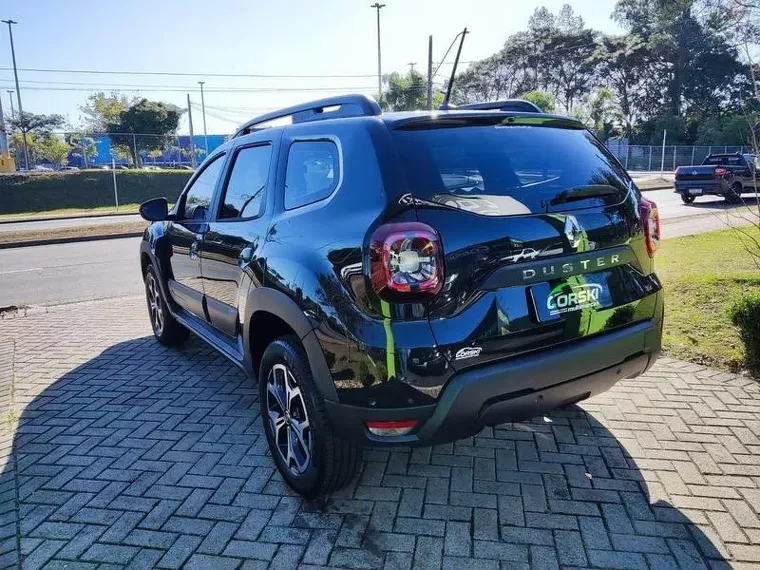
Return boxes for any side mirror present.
[139,197,169,222]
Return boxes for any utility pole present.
[186,94,197,169]
[198,81,209,155]
[2,20,29,169]
[427,35,433,110]
[370,3,385,102]
[0,92,7,156]
[6,91,14,120]
[407,62,416,73]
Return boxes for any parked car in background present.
[138,95,663,498]
[674,152,758,204]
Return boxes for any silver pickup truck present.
[674,152,758,204]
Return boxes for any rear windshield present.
[391,124,631,215]
[704,155,744,166]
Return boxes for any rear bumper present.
[325,319,661,446]
[674,180,726,196]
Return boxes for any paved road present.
[1,191,757,308]
[0,237,143,307]
[646,187,759,220]
[1,296,759,569]
[0,213,141,234]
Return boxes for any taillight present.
[370,222,444,301]
[639,198,660,258]
[715,167,728,176]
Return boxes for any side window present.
[182,154,225,220]
[284,140,340,210]
[219,145,272,219]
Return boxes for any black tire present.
[144,264,190,346]
[259,336,361,498]
[680,194,696,204]
[726,182,743,204]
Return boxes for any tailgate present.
[391,118,662,371]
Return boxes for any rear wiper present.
[549,185,623,206]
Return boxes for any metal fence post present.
[112,157,119,212]
[132,133,138,167]
[672,146,677,171]
[648,146,652,171]
[691,146,695,165]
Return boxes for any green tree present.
[10,111,65,135]
[67,133,98,167]
[585,87,622,140]
[106,99,182,167]
[79,92,136,132]
[8,112,67,167]
[453,5,597,112]
[38,136,72,168]
[594,34,653,137]
[381,70,428,111]
[613,0,747,117]
[521,90,556,112]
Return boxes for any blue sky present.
[0,0,624,135]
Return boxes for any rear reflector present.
[365,420,418,436]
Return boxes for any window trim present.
[283,136,343,211]
[176,152,227,222]
[214,142,273,223]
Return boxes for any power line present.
[0,83,377,93]
[0,66,377,79]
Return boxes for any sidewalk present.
[1,295,759,569]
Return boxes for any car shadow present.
[2,336,731,568]
[686,195,760,210]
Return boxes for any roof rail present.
[450,99,543,113]
[233,94,382,138]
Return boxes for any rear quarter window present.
[284,140,340,210]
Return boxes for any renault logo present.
[564,215,583,250]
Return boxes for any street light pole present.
[2,20,29,169]
[370,3,385,103]
[198,81,209,155]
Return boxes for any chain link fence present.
[605,142,753,172]
[6,131,231,170]
[6,130,757,174]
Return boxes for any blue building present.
[69,134,229,167]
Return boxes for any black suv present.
[139,95,663,498]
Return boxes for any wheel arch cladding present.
[245,287,338,402]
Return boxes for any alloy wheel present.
[146,272,164,335]
[266,363,312,475]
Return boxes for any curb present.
[0,231,143,250]
[640,185,671,192]
[0,210,138,225]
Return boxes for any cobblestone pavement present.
[1,296,760,570]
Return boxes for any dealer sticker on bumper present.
[530,279,613,322]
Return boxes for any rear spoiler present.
[442,99,543,114]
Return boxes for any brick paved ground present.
[1,296,760,570]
